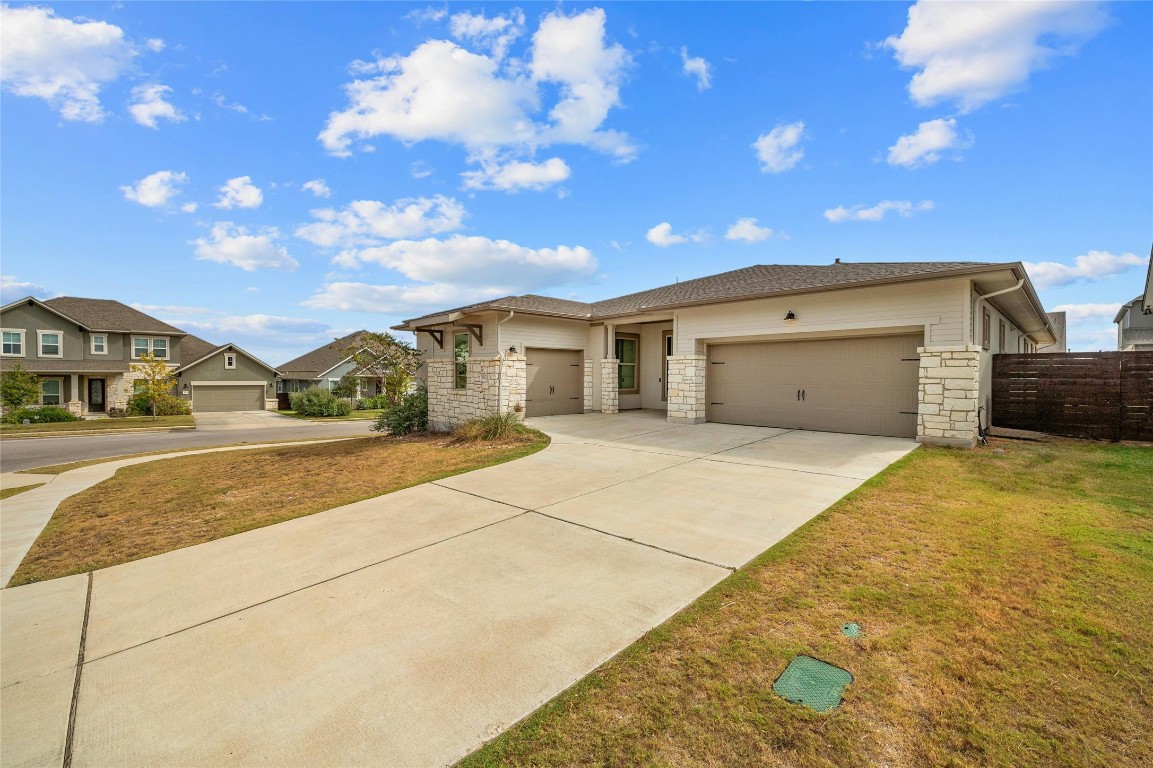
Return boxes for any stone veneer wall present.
[666,354,706,424]
[917,345,980,447]
[427,355,526,431]
[600,359,619,414]
[583,359,593,413]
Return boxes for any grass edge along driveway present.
[0,415,195,435]
[10,432,547,587]
[460,438,1152,768]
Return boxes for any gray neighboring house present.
[1115,247,1153,351]
[277,331,382,399]
[0,296,280,414]
[1037,311,1067,353]
[394,260,1056,448]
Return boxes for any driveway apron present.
[0,410,916,768]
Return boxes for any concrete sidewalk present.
[0,412,916,767]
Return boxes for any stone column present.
[666,354,706,424]
[67,373,83,416]
[917,345,980,447]
[583,359,593,413]
[600,359,619,414]
[426,358,455,431]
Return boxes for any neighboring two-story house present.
[1115,249,1153,351]
[0,296,281,414]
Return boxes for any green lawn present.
[275,409,384,421]
[0,415,195,435]
[0,484,44,499]
[462,437,1153,768]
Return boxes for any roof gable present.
[177,338,281,376]
[278,330,370,379]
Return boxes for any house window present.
[454,332,469,389]
[615,334,639,394]
[38,330,62,358]
[152,338,168,359]
[225,353,237,370]
[1,329,24,356]
[133,337,168,359]
[998,321,1006,353]
[133,380,147,395]
[981,309,991,350]
[40,378,62,405]
[276,380,284,393]
[91,334,107,354]
[133,337,149,358]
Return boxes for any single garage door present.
[525,348,583,417]
[193,385,265,412]
[706,334,921,438]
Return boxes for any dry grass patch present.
[10,432,547,587]
[0,484,44,499]
[462,438,1153,768]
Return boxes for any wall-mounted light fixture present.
[182,385,190,395]
[784,311,797,321]
[508,345,518,353]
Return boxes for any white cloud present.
[450,9,525,60]
[319,8,634,176]
[304,282,497,314]
[411,161,433,179]
[753,121,806,173]
[181,202,199,214]
[725,218,773,243]
[213,92,249,115]
[191,223,298,272]
[461,156,570,191]
[884,1,1108,113]
[680,47,711,91]
[406,7,447,25]
[1049,303,1123,324]
[0,275,50,303]
[146,38,165,53]
[186,314,330,336]
[646,222,687,248]
[121,170,188,208]
[213,176,263,209]
[1024,250,1146,289]
[824,199,934,223]
[295,195,466,248]
[887,117,972,168]
[0,4,136,122]
[1050,302,1126,351]
[302,179,332,198]
[129,84,185,129]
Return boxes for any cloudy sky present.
[1,1,1150,362]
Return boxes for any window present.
[1,329,24,356]
[40,379,62,405]
[454,332,469,389]
[132,337,168,359]
[151,338,168,359]
[276,380,284,393]
[133,380,147,395]
[38,330,62,358]
[998,321,1006,353]
[981,309,991,350]
[224,353,237,370]
[91,334,107,354]
[615,334,639,394]
[133,337,149,358]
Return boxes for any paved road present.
[1,411,916,767]
[0,418,374,473]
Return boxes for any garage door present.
[193,385,265,412]
[706,334,921,438]
[525,348,583,417]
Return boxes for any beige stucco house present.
[394,261,1056,448]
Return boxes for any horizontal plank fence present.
[992,352,1153,441]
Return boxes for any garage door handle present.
[802,389,805,401]
[797,389,801,401]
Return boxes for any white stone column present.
[917,345,980,447]
[666,355,706,424]
[600,359,619,414]
[67,373,83,416]
[583,359,593,413]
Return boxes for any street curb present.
[0,426,197,440]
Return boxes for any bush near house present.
[357,394,390,410]
[372,386,427,435]
[1,362,41,412]
[4,405,81,424]
[290,386,353,417]
[127,394,192,417]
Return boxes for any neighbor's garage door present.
[706,334,921,438]
[193,385,265,412]
[525,348,583,417]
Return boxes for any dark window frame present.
[615,333,640,395]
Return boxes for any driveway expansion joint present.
[63,571,93,768]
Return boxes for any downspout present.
[496,311,515,415]
[971,279,1025,345]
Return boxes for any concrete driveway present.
[0,411,915,768]
[193,410,305,429]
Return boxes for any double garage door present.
[193,385,265,413]
[706,334,921,438]
[525,348,583,417]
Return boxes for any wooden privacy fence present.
[992,352,1153,441]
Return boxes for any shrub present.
[357,394,389,410]
[127,394,192,417]
[7,406,81,424]
[105,406,129,418]
[289,386,353,417]
[1,363,40,410]
[453,412,541,443]
[372,386,427,435]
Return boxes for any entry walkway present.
[0,412,915,768]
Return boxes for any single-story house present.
[0,296,281,414]
[277,330,383,399]
[393,261,1056,448]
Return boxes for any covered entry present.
[525,348,583,417]
[192,384,265,412]
[706,334,921,438]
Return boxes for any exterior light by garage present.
[509,346,518,353]
[784,311,797,321]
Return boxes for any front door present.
[87,378,106,412]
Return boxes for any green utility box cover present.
[772,655,853,712]
[841,621,863,638]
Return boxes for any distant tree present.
[330,370,360,400]
[130,351,176,420]
[0,362,40,410]
[344,332,422,407]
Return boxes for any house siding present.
[499,315,589,356]
[2,303,85,361]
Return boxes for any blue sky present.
[2,1,1150,363]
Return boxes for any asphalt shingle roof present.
[0,358,130,373]
[42,298,186,335]
[177,334,223,367]
[278,330,370,379]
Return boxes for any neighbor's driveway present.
[0,411,915,768]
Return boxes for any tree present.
[131,351,176,420]
[343,332,422,407]
[1,362,40,411]
[330,370,360,400]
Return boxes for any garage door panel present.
[525,348,583,417]
[707,335,920,438]
[193,385,265,413]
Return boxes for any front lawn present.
[275,409,384,421]
[0,484,44,499]
[0,415,195,434]
[10,431,548,587]
[462,438,1153,768]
